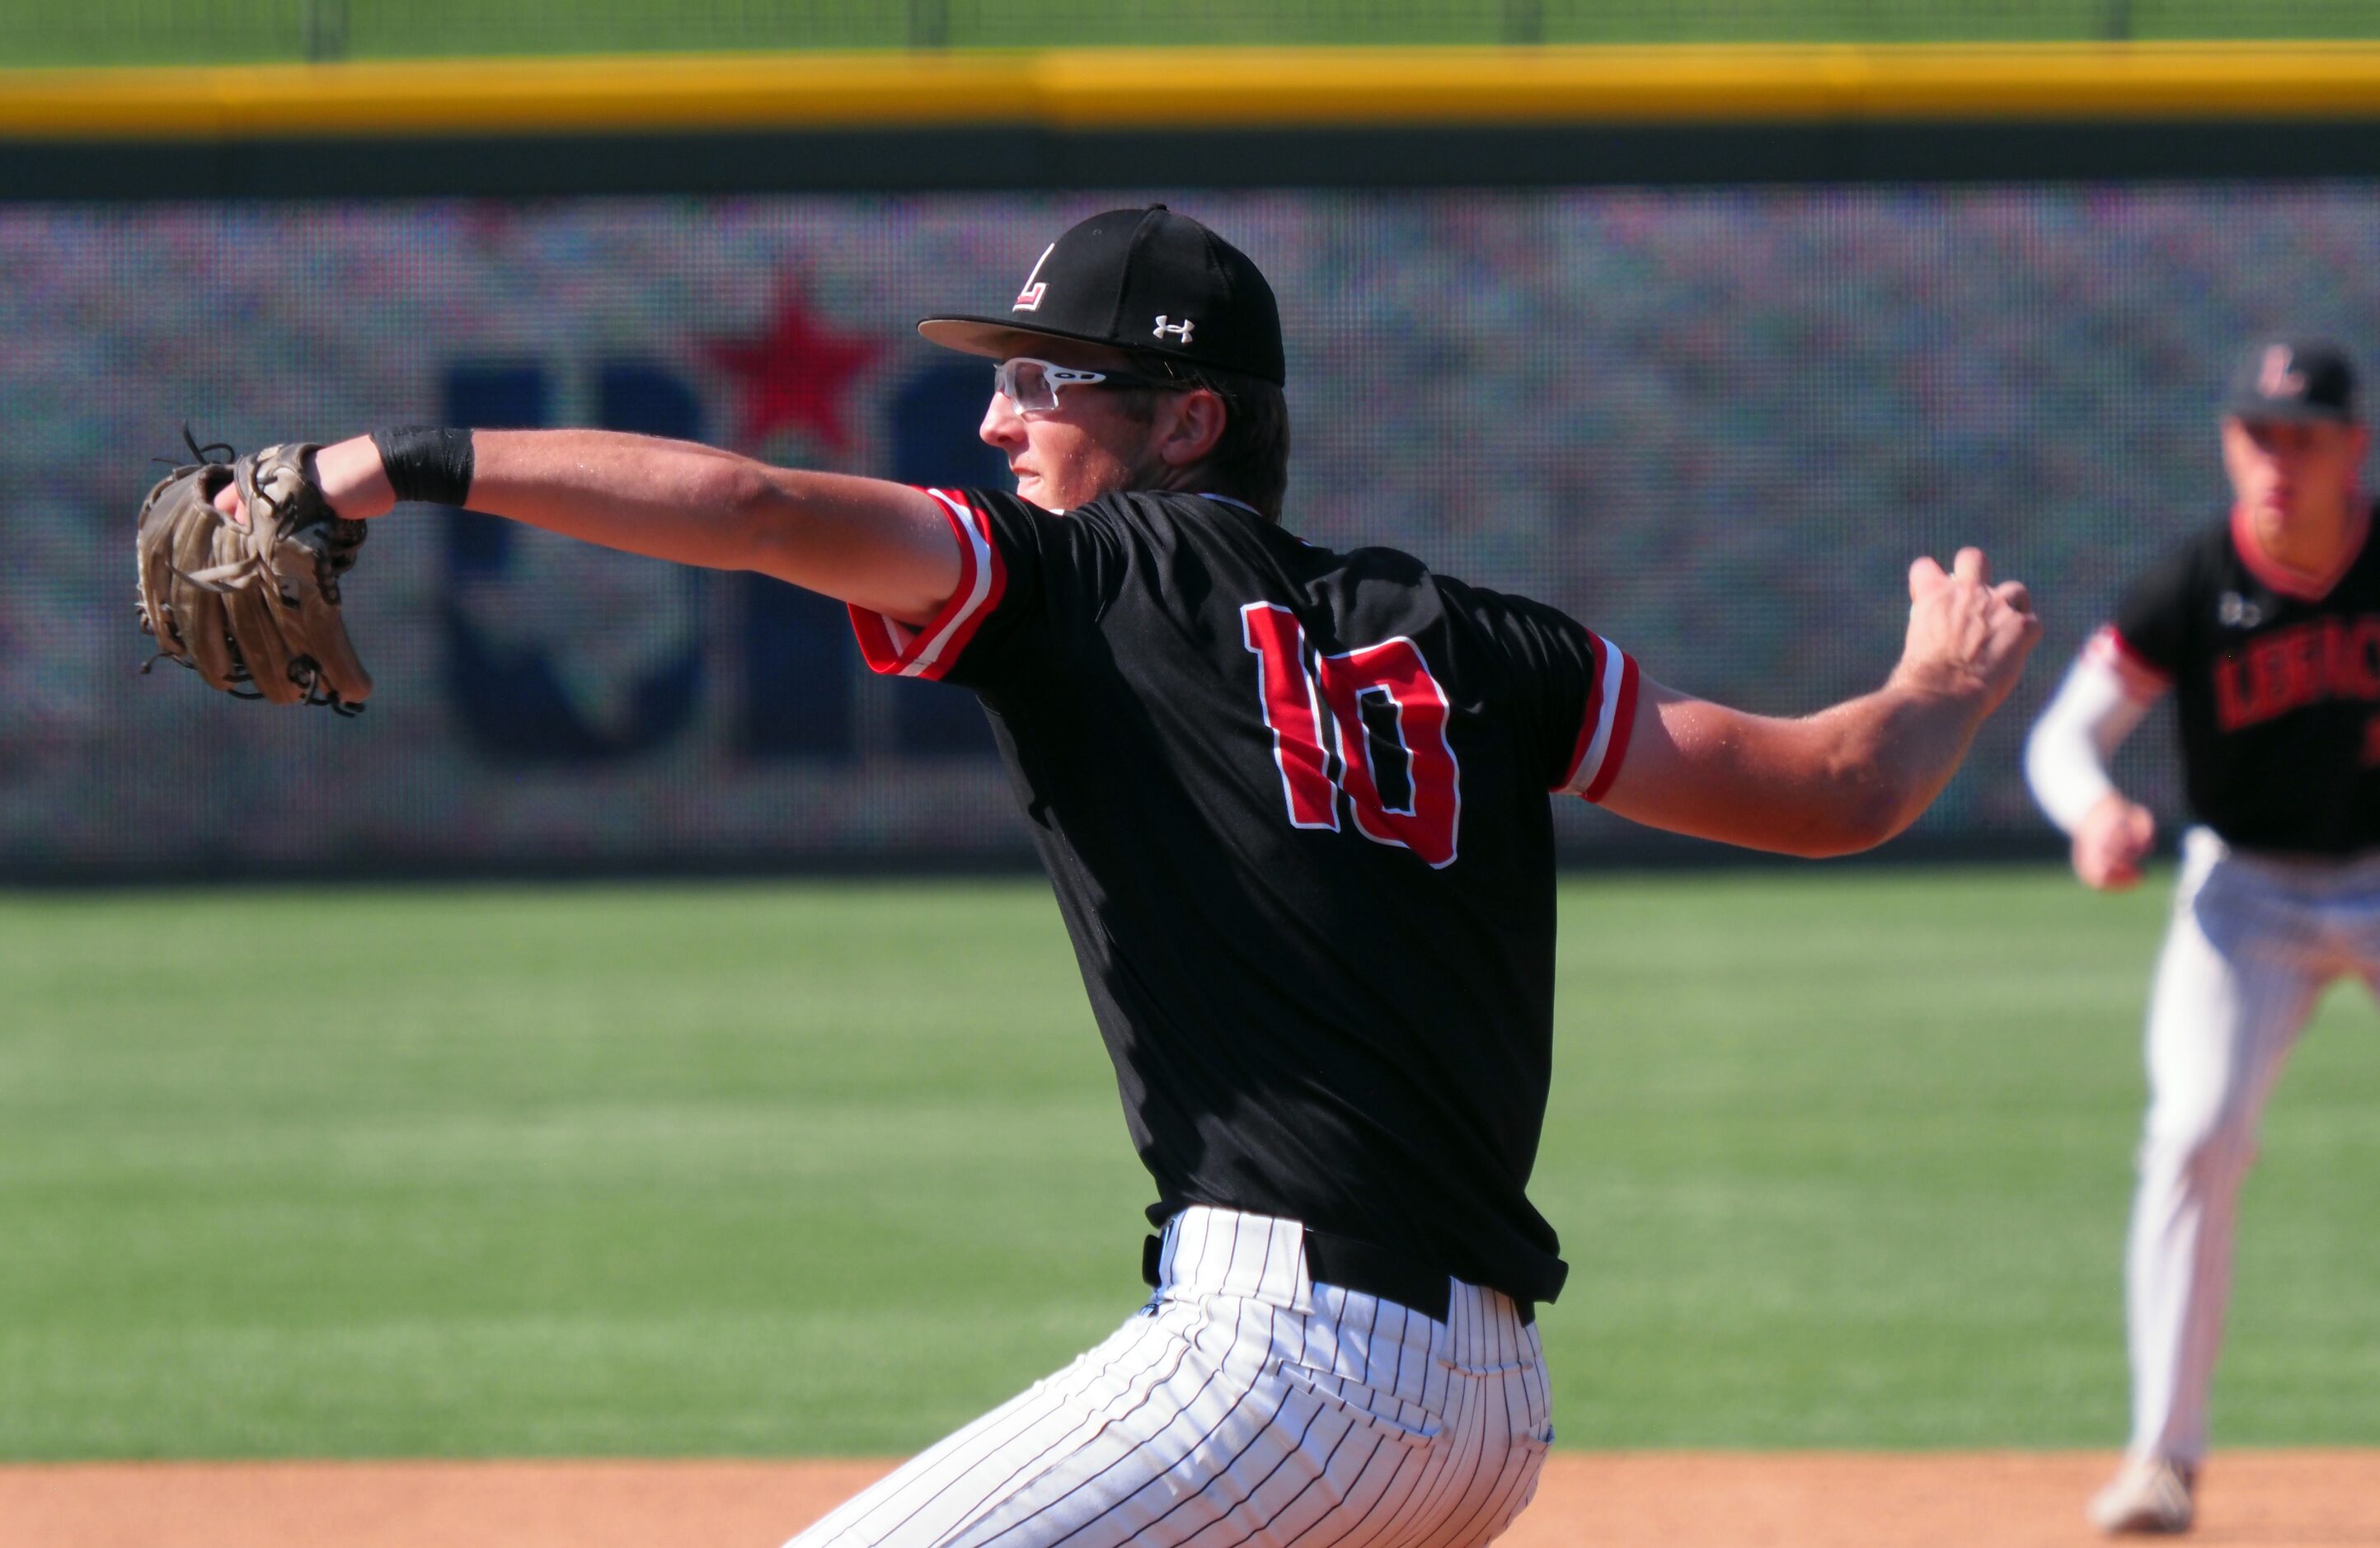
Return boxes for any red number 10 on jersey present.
[1242,602,1462,869]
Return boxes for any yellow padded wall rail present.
[8,44,2380,141]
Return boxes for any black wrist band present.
[370,425,476,507]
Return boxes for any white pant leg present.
[2321,845,2380,1000]
[787,1208,1551,1548]
[784,1306,1200,1548]
[2124,831,2328,1466]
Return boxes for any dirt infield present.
[6,1452,2378,1547]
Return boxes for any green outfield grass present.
[2,867,2374,1461]
[9,2,2380,68]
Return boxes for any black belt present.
[1142,1227,1533,1326]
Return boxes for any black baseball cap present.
[2224,337,2360,424]
[918,206,1285,386]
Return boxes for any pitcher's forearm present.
[1606,675,1993,858]
[467,429,810,572]
[1820,674,1997,847]
[321,428,775,564]
[1744,680,1993,856]
[317,428,962,622]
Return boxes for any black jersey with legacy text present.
[2102,502,2380,855]
[849,488,1639,1304]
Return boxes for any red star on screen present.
[704,290,884,455]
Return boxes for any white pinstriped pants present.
[787,1206,1554,1548]
[2124,827,2380,1465]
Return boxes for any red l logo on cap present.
[2259,345,2307,399]
[1013,244,1054,312]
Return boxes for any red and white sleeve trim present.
[2082,623,2171,702]
[847,488,1007,682]
[1558,633,1641,804]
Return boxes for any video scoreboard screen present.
[16,185,2370,874]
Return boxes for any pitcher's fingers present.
[1953,546,1989,585]
[1908,555,1947,599]
[211,483,247,526]
[1993,579,2033,614]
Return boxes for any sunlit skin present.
[2222,414,2370,576]
[970,333,1228,514]
[2073,414,2372,892]
[2073,791,2159,893]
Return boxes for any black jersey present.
[850,487,1639,1304]
[2104,502,2380,856]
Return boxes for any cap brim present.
[918,315,1135,361]
[2225,398,2358,425]
[918,314,1285,385]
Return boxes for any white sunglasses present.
[993,356,1171,415]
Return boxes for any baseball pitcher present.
[199,207,2039,1547]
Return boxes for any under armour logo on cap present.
[1154,316,1195,344]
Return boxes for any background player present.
[2026,338,2379,1536]
[226,207,2038,1546]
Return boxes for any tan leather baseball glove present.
[135,434,373,713]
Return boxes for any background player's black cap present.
[918,206,1286,386]
[2223,337,2360,424]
